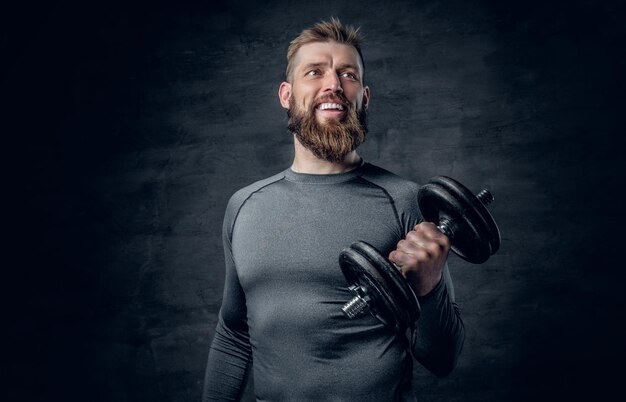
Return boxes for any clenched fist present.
[388,222,451,297]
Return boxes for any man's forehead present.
[294,41,363,72]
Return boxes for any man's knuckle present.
[426,242,440,254]
[415,249,429,261]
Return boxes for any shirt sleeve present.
[410,263,465,377]
[202,200,252,401]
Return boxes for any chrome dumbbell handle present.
[341,285,371,318]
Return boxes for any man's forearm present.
[411,269,465,378]
[202,315,252,401]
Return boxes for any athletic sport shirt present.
[203,162,464,402]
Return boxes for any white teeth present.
[318,103,344,111]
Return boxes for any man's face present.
[279,41,371,162]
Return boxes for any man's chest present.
[230,188,402,292]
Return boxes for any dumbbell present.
[339,176,500,333]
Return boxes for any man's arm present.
[389,221,465,377]
[202,205,252,401]
[410,264,465,377]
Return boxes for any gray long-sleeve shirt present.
[203,162,464,402]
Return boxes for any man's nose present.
[323,72,343,93]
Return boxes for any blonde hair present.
[285,17,365,83]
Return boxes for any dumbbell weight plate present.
[418,176,500,263]
[339,245,412,333]
[348,241,420,324]
[427,176,500,257]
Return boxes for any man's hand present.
[388,222,451,297]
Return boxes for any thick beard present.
[287,93,368,163]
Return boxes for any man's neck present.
[290,134,362,174]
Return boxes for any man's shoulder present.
[360,162,421,198]
[360,162,422,221]
[225,169,288,214]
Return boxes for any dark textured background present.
[4,0,625,401]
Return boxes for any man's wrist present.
[414,272,445,300]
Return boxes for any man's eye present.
[342,72,357,79]
[306,70,319,76]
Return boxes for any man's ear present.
[362,86,371,111]
[278,82,292,110]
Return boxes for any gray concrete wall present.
[4,0,625,401]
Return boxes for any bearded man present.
[202,18,464,402]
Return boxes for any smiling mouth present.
[316,102,347,117]
[317,102,345,111]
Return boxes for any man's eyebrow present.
[301,62,328,70]
[336,63,359,71]
[301,62,360,71]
